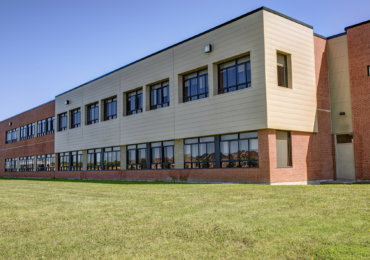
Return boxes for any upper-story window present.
[150,81,169,110]
[6,129,17,143]
[37,116,55,137]
[70,108,81,129]
[104,97,117,121]
[277,53,289,88]
[86,102,99,125]
[58,113,67,131]
[183,69,208,102]
[218,56,251,94]
[20,123,35,140]
[127,89,143,115]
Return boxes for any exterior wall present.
[55,10,268,153]
[346,22,370,180]
[327,35,353,134]
[0,101,55,177]
[263,11,317,132]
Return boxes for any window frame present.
[218,55,251,94]
[184,137,216,169]
[277,52,289,88]
[183,69,209,102]
[127,143,148,170]
[103,146,120,170]
[126,89,143,115]
[150,141,175,169]
[103,97,117,121]
[58,112,68,131]
[87,149,102,170]
[150,81,170,110]
[70,108,81,129]
[86,102,99,125]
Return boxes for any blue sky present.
[0,0,369,121]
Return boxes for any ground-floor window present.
[184,137,215,168]
[87,149,102,170]
[37,154,55,171]
[5,158,17,172]
[71,151,83,171]
[151,141,174,169]
[103,147,121,170]
[220,132,258,168]
[19,156,35,172]
[127,144,148,169]
[59,152,70,171]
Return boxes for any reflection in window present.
[87,102,99,125]
[184,137,215,168]
[127,89,143,115]
[87,149,102,170]
[218,56,251,94]
[103,147,120,170]
[58,113,67,131]
[183,69,208,102]
[70,108,81,129]
[104,97,117,121]
[151,141,174,169]
[127,144,147,169]
[150,81,169,110]
[71,151,83,170]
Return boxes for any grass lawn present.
[0,179,368,259]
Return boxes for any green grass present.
[0,178,369,259]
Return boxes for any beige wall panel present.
[263,11,317,132]
[327,35,353,134]
[55,10,267,152]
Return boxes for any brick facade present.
[346,22,370,180]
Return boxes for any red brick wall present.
[0,101,55,174]
[347,22,370,180]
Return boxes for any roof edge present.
[0,99,55,123]
[314,33,327,39]
[345,19,370,31]
[56,6,314,98]
[327,32,347,40]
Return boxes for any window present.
[37,116,55,136]
[127,89,143,115]
[6,129,17,143]
[87,149,102,170]
[276,131,292,167]
[277,53,289,87]
[58,113,67,131]
[367,65,370,76]
[71,151,83,170]
[127,144,148,169]
[103,147,120,170]
[150,81,169,110]
[5,158,17,172]
[220,132,258,168]
[37,154,55,171]
[20,123,35,140]
[183,69,208,102]
[218,56,251,94]
[70,108,81,129]
[104,97,117,121]
[59,152,70,171]
[87,102,99,125]
[151,141,174,169]
[336,134,353,144]
[184,137,215,168]
[19,156,35,171]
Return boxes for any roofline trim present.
[345,19,370,31]
[0,100,55,123]
[56,6,314,97]
[313,33,327,39]
[327,32,347,39]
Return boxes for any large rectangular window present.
[183,69,208,102]
[151,141,174,169]
[103,147,120,170]
[87,102,99,125]
[220,132,258,168]
[59,152,70,171]
[127,89,143,115]
[104,97,117,121]
[150,81,169,110]
[36,154,55,171]
[58,113,67,131]
[127,144,148,169]
[5,158,17,172]
[277,53,289,88]
[6,129,17,143]
[218,56,251,94]
[37,116,55,136]
[20,123,35,140]
[87,149,102,170]
[70,108,81,129]
[184,137,215,168]
[71,151,83,170]
[19,156,35,171]
[276,131,292,167]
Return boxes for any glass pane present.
[220,141,229,160]
[163,141,174,146]
[190,78,197,96]
[246,62,251,85]
[185,138,198,144]
[151,142,161,148]
[227,67,236,87]
[237,56,249,64]
[184,145,191,162]
[240,132,258,139]
[221,134,238,141]
[137,144,146,149]
[237,64,246,84]
[230,140,238,160]
[191,144,198,162]
[199,143,207,162]
[152,147,161,163]
[207,143,215,161]
[239,140,248,160]
[220,70,227,90]
[200,136,214,143]
[164,146,174,163]
[219,60,235,69]
[128,150,136,164]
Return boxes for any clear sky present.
[0,0,369,121]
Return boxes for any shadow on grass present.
[0,177,213,185]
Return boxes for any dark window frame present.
[5,128,17,143]
[150,81,170,110]
[127,143,148,170]
[184,137,216,169]
[58,113,68,131]
[71,151,83,171]
[70,108,81,129]
[20,123,35,140]
[218,56,251,94]
[58,152,70,171]
[103,97,117,121]
[87,149,102,170]
[126,89,143,115]
[86,102,99,125]
[5,158,17,172]
[103,146,120,170]
[277,52,289,88]
[37,116,55,137]
[150,141,175,169]
[183,69,209,102]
